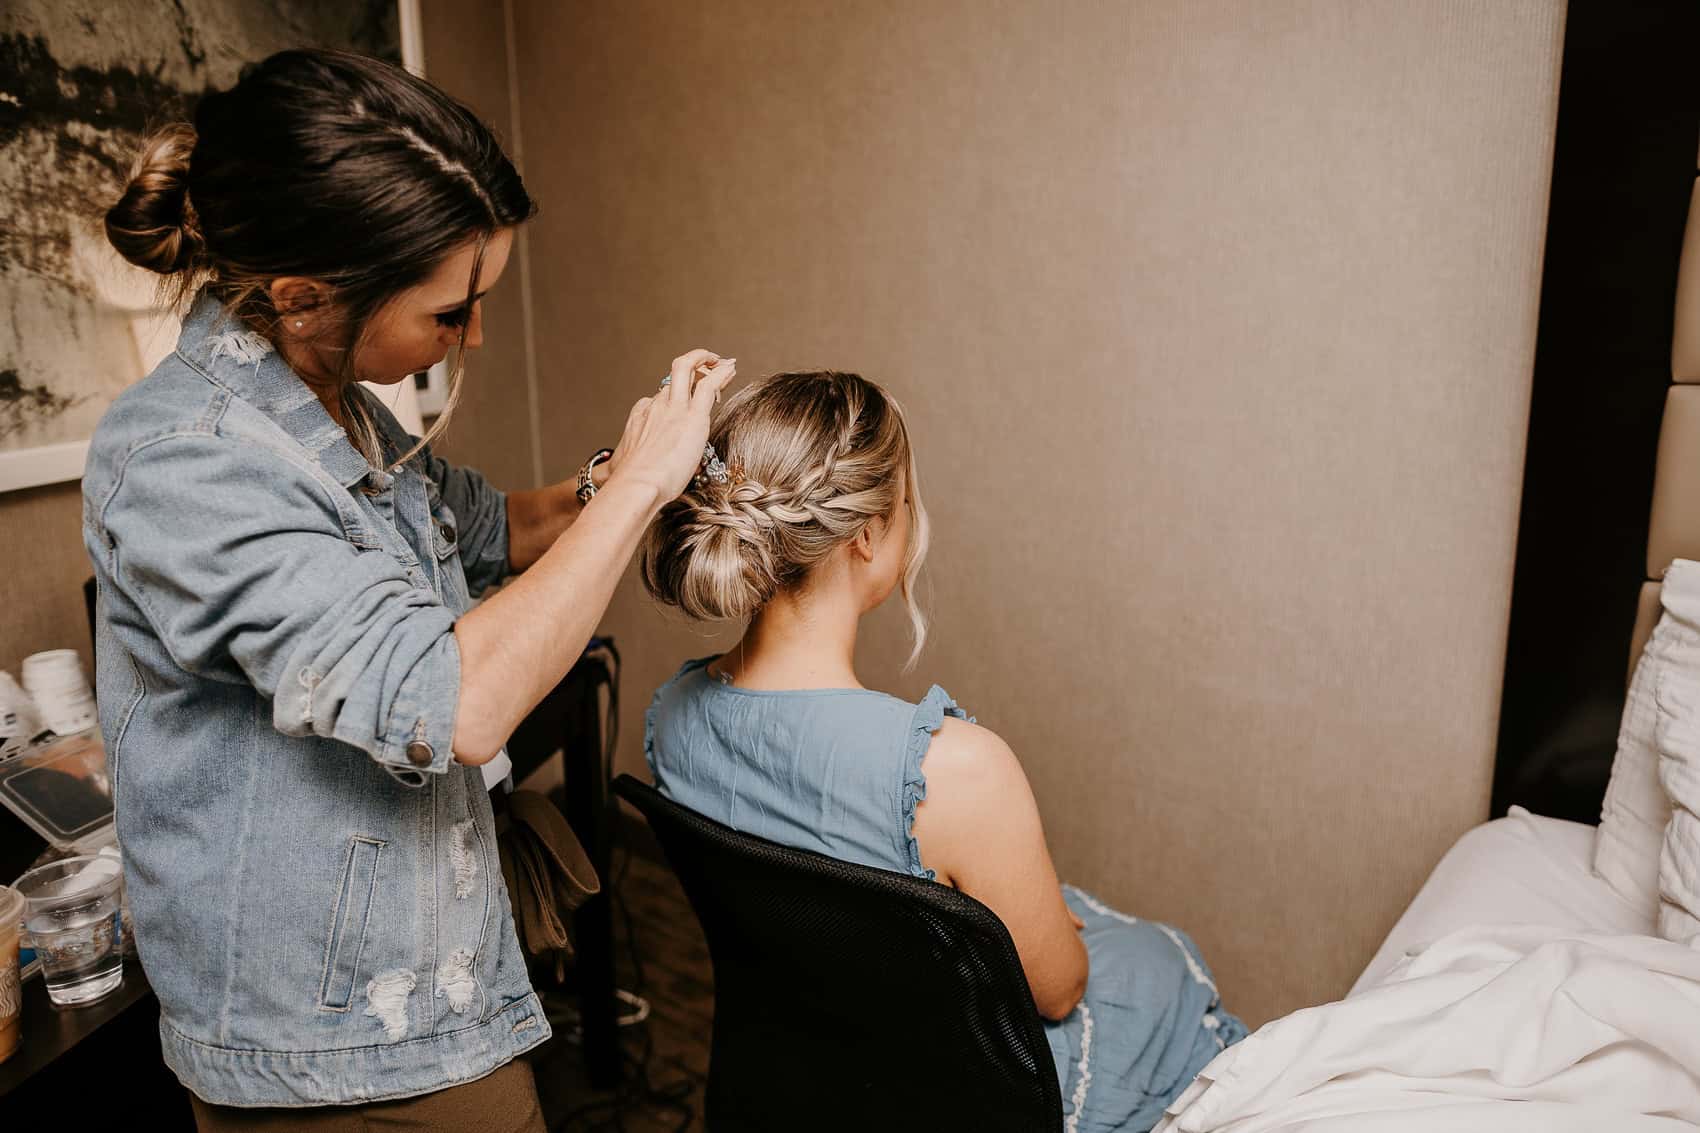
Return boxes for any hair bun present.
[104,123,204,275]
[641,491,780,623]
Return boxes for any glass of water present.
[16,855,124,1007]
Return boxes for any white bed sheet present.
[1159,925,1700,1133]
[1352,804,1653,995]
[1153,811,1689,1132]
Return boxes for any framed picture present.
[0,0,424,493]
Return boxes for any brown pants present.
[189,1057,545,1132]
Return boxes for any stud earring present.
[294,320,304,328]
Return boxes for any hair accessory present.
[695,442,730,488]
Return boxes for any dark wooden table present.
[0,959,194,1125]
[0,962,154,1097]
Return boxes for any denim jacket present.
[80,293,549,1107]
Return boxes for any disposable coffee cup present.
[25,679,84,699]
[0,885,22,1064]
[21,648,79,665]
[0,673,41,758]
[22,664,88,693]
[38,695,96,736]
[21,651,81,682]
[19,656,96,738]
[23,671,89,693]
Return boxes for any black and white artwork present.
[0,0,401,491]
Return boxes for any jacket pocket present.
[319,836,386,1011]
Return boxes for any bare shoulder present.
[911,716,1044,888]
[926,715,1012,760]
[920,717,1028,801]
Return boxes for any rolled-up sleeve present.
[100,433,460,783]
[421,448,509,596]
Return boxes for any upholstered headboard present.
[1629,142,1700,674]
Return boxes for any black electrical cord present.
[547,840,702,1132]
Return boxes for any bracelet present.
[575,447,615,505]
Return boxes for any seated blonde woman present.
[639,370,1244,1133]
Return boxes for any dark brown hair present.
[105,48,535,466]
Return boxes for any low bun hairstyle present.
[641,371,932,670]
[105,123,204,276]
[101,49,536,470]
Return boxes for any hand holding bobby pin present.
[605,349,737,504]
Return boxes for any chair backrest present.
[613,774,1063,1133]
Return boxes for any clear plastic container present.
[0,732,113,852]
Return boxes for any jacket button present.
[438,522,456,546]
[405,740,434,766]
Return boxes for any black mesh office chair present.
[613,774,1064,1133]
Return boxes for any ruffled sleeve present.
[901,685,973,881]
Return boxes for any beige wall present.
[426,0,1566,1024]
[410,2,540,491]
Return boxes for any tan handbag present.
[496,788,601,979]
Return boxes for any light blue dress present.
[645,658,1246,1133]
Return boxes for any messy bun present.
[641,371,932,669]
[104,123,204,278]
[97,49,536,473]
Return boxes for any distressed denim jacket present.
[80,294,549,1107]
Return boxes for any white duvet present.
[1154,925,1700,1133]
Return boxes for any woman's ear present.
[849,522,878,564]
[269,277,335,333]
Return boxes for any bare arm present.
[504,457,616,574]
[452,476,657,763]
[910,718,1088,1020]
[450,350,735,763]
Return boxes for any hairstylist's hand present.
[606,349,737,503]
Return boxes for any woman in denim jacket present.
[83,49,734,1130]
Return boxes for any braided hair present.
[641,371,932,669]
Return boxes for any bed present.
[1349,806,1650,995]
[1154,805,1696,1132]
[1155,128,1700,1133]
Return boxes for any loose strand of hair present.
[896,409,931,672]
[390,232,488,470]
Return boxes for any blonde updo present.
[640,371,932,669]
